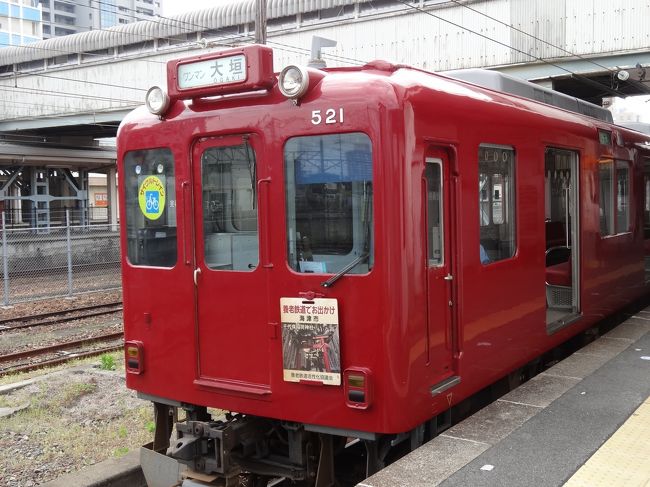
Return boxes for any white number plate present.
[177,54,247,90]
[311,108,344,125]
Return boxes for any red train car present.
[117,45,650,485]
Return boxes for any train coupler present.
[167,414,315,484]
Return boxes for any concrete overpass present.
[1,0,650,134]
[1,0,649,227]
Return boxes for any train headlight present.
[279,65,310,100]
[145,86,170,115]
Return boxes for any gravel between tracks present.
[0,292,154,487]
[0,291,122,322]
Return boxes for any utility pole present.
[255,0,267,44]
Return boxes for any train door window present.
[599,160,615,235]
[478,145,516,263]
[616,161,630,233]
[425,160,443,265]
[123,148,177,267]
[201,143,259,271]
[285,132,373,275]
[599,160,630,236]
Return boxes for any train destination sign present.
[280,297,341,386]
[177,54,247,90]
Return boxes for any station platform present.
[360,309,650,487]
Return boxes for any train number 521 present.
[311,108,344,125]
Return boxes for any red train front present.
[117,45,650,485]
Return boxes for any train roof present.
[443,69,613,123]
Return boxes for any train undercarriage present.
[145,401,451,487]
[140,322,618,487]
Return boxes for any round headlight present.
[145,86,170,115]
[279,65,310,99]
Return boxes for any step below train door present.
[424,150,459,394]
[544,148,580,333]
[190,134,271,396]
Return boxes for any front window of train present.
[285,132,374,274]
[123,148,177,267]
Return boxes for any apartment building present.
[40,0,161,39]
[0,0,42,46]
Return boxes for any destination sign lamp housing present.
[145,45,275,116]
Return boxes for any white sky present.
[610,95,650,123]
[163,0,223,16]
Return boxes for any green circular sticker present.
[138,176,166,220]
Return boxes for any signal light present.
[125,341,144,375]
[344,367,372,410]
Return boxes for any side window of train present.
[478,145,516,263]
[599,159,630,236]
[123,148,177,267]
[201,143,259,271]
[284,133,373,275]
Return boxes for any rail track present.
[0,331,124,377]
[0,302,123,332]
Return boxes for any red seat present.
[546,260,571,287]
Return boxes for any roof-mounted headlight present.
[145,86,170,115]
[279,65,310,100]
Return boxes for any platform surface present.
[360,309,650,487]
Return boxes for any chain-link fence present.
[1,211,121,305]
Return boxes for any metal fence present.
[1,206,110,230]
[1,211,121,306]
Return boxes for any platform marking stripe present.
[497,398,544,408]
[563,396,650,487]
[439,434,491,446]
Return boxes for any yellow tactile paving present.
[564,396,650,487]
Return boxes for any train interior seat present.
[545,221,566,249]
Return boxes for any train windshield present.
[123,148,177,267]
[284,132,373,275]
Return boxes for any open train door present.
[423,149,459,393]
[189,134,272,396]
[544,148,580,333]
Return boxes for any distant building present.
[0,0,42,46]
[40,0,161,39]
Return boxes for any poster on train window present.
[281,297,341,386]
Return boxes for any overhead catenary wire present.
[1,0,630,114]
[4,85,141,104]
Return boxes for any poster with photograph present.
[280,297,341,386]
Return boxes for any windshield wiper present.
[320,252,369,288]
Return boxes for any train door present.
[424,153,458,390]
[190,134,271,393]
[544,148,580,332]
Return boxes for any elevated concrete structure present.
[1,0,650,228]
[1,0,650,132]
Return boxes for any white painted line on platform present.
[497,399,544,408]
[439,434,491,446]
